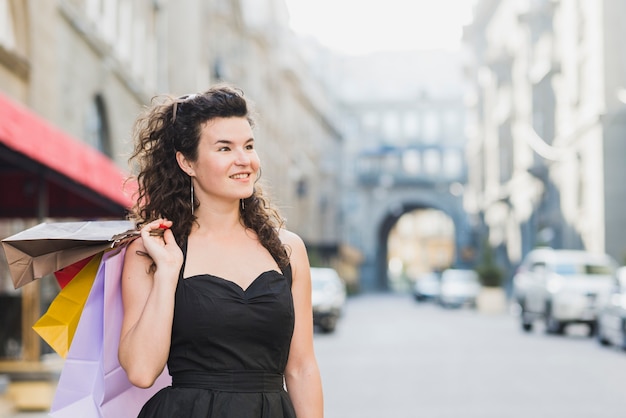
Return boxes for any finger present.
[140,223,153,238]
[162,227,176,244]
[140,219,166,237]
[143,219,163,229]
[151,220,172,237]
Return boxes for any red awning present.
[0,92,136,219]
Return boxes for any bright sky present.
[285,0,476,55]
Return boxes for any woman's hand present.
[139,218,183,281]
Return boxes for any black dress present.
[138,244,296,418]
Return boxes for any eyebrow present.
[214,138,255,145]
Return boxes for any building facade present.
[0,0,342,372]
[464,0,626,288]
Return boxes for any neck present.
[191,201,244,237]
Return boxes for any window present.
[443,110,460,137]
[553,263,613,276]
[0,0,15,50]
[423,111,440,143]
[498,119,513,182]
[403,112,420,139]
[296,178,308,198]
[423,149,440,175]
[402,149,420,175]
[382,111,400,140]
[84,95,111,156]
[117,0,132,62]
[531,261,546,271]
[576,154,584,210]
[443,150,462,178]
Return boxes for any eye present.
[245,144,255,150]
[218,146,230,152]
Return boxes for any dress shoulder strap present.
[282,263,293,286]
[178,239,188,280]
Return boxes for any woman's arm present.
[118,219,183,388]
[281,229,324,417]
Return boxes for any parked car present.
[597,266,626,349]
[413,272,441,302]
[311,267,346,333]
[516,248,616,335]
[438,269,481,308]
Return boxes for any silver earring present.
[190,180,194,215]
[241,198,245,211]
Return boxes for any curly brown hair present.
[128,84,289,268]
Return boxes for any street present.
[314,293,626,418]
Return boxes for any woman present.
[118,84,323,417]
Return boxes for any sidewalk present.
[0,381,56,417]
[0,394,14,418]
[0,357,61,418]
[5,411,51,418]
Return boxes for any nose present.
[235,149,251,165]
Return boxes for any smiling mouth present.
[230,173,250,179]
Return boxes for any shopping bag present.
[50,247,170,418]
[1,220,137,289]
[100,247,170,417]
[54,254,98,289]
[32,253,103,358]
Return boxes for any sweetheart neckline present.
[182,270,282,293]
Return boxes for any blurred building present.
[329,51,472,291]
[0,0,342,405]
[0,0,163,368]
[464,0,626,287]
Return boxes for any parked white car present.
[311,267,347,333]
[596,266,626,349]
[516,248,617,335]
[438,269,481,308]
[413,272,441,302]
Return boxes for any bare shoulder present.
[278,229,309,278]
[124,237,151,268]
[278,228,305,249]
[125,236,146,258]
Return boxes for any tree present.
[474,239,504,287]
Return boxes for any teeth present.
[231,173,249,179]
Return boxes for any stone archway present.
[357,189,473,292]
[377,206,456,291]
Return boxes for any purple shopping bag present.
[50,247,170,417]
